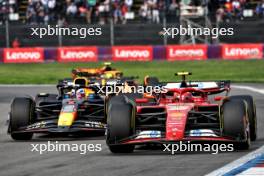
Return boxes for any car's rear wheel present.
[222,99,250,150]
[106,95,135,153]
[10,97,35,140]
[230,95,257,141]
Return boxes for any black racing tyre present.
[222,99,250,150]
[104,94,115,120]
[106,95,135,153]
[121,93,143,101]
[10,97,35,140]
[105,93,141,118]
[144,76,160,87]
[230,95,257,141]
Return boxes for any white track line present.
[207,84,264,176]
[232,85,264,95]
[205,146,264,176]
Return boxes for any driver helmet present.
[76,89,86,100]
[181,92,193,102]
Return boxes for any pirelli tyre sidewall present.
[106,95,136,153]
[229,95,257,141]
[222,99,250,150]
[10,97,35,140]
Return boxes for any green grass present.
[1,60,264,84]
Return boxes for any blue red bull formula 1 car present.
[7,77,106,140]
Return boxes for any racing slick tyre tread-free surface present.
[10,97,35,140]
[222,99,250,150]
[107,95,135,153]
[121,93,143,101]
[230,95,257,141]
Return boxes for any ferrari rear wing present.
[163,80,230,94]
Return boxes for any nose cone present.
[58,112,75,127]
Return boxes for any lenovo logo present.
[169,49,204,57]
[224,48,260,56]
[4,48,44,63]
[6,51,41,60]
[115,49,150,58]
[58,47,98,62]
[222,44,263,59]
[112,46,153,61]
[60,51,96,59]
[167,45,207,60]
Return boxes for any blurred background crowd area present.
[0,0,264,25]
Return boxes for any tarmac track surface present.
[0,84,264,176]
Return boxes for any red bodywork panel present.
[165,103,194,140]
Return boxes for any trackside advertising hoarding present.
[166,45,208,61]
[222,44,263,60]
[3,48,44,63]
[1,44,264,63]
[58,47,98,62]
[112,46,153,61]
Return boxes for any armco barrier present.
[0,44,263,63]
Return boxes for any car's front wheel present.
[222,99,250,150]
[106,95,135,153]
[10,97,35,140]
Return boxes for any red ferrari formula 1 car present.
[106,72,257,153]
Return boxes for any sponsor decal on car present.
[135,130,161,139]
[170,112,184,120]
[167,104,190,111]
[27,121,46,130]
[84,121,105,128]
[188,129,218,137]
